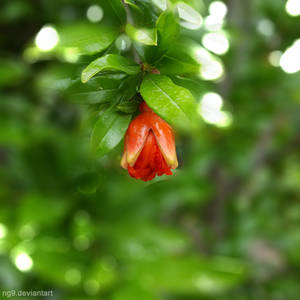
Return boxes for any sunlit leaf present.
[124,0,160,26]
[81,54,140,83]
[152,0,168,11]
[57,23,118,55]
[155,11,180,57]
[169,75,205,99]
[126,24,157,46]
[176,2,203,29]
[156,54,200,75]
[140,74,199,130]
[155,40,201,75]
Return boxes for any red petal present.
[151,114,178,169]
[127,131,173,181]
[125,113,150,166]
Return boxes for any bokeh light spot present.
[286,0,300,16]
[268,50,282,67]
[0,223,7,239]
[198,92,232,127]
[177,2,203,30]
[200,92,223,112]
[257,19,274,37]
[14,253,33,272]
[280,39,300,73]
[65,268,82,285]
[202,32,229,55]
[204,15,224,31]
[86,5,103,23]
[19,224,36,241]
[115,34,132,52]
[195,48,225,80]
[74,235,91,251]
[84,279,100,295]
[201,60,224,81]
[35,26,59,51]
[209,1,228,19]
[62,47,80,63]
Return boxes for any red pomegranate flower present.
[121,101,178,181]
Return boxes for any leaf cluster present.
[62,0,204,156]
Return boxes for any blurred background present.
[1,0,300,299]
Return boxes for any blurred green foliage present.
[0,0,300,299]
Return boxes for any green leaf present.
[155,41,200,75]
[117,97,140,113]
[118,75,141,102]
[81,54,140,83]
[152,0,168,11]
[57,23,118,55]
[132,43,158,64]
[156,55,200,75]
[91,109,131,156]
[170,0,205,13]
[156,11,179,55]
[176,2,203,29]
[65,74,127,104]
[169,75,205,99]
[126,24,157,46]
[124,0,160,27]
[108,0,127,25]
[124,0,141,11]
[140,74,198,130]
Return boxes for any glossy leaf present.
[108,0,127,25]
[152,0,168,11]
[155,40,201,75]
[169,75,205,99]
[156,11,179,51]
[58,23,118,55]
[81,54,140,83]
[176,2,203,29]
[170,0,205,12]
[124,0,160,27]
[126,24,157,46]
[65,74,126,104]
[155,11,180,60]
[124,0,141,11]
[140,74,198,130]
[133,43,158,64]
[91,109,131,156]
[157,57,199,75]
